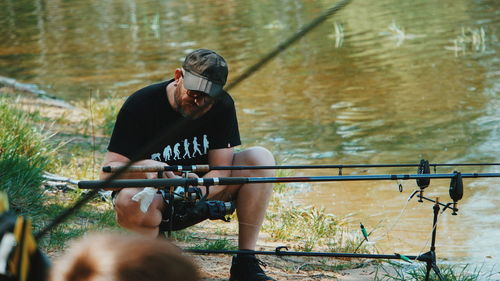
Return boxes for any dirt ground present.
[191,254,379,281]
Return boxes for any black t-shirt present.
[108,79,241,165]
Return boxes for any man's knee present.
[234,146,275,177]
[114,189,144,227]
[235,146,275,165]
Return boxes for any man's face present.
[173,74,215,120]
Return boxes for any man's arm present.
[205,147,234,178]
[99,151,178,190]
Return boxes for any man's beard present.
[174,87,210,120]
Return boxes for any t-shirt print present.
[150,134,209,162]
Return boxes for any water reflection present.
[1,0,498,266]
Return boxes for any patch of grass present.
[189,238,237,251]
[39,193,119,250]
[0,95,118,251]
[263,170,371,254]
[0,98,56,167]
[264,170,350,251]
[42,225,89,251]
[169,229,197,242]
[264,205,348,252]
[0,98,57,228]
[295,260,366,272]
[215,228,229,235]
[74,92,124,136]
[265,205,341,241]
[326,228,370,254]
[374,261,494,281]
[0,156,46,228]
[50,137,106,181]
[272,170,293,194]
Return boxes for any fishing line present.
[35,0,353,240]
[357,189,416,255]
[375,184,448,257]
[416,211,442,259]
[383,190,415,241]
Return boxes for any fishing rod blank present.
[78,172,500,189]
[102,162,500,173]
[185,248,419,260]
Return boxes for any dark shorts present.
[111,190,121,207]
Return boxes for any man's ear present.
[174,68,183,81]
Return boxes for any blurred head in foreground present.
[49,231,199,281]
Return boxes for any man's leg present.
[223,146,277,281]
[231,146,275,250]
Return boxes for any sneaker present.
[229,255,276,281]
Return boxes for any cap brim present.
[183,70,223,97]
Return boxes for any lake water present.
[1,0,499,269]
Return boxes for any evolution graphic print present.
[150,134,209,162]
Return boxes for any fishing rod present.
[185,247,419,261]
[102,162,500,173]
[78,172,500,189]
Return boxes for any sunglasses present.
[181,69,215,104]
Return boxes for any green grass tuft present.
[374,261,495,281]
[0,156,46,227]
[189,238,238,251]
[38,192,119,250]
[263,170,357,252]
[0,98,56,228]
[0,98,56,167]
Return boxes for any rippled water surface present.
[1,0,499,267]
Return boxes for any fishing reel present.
[158,185,236,232]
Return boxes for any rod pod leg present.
[418,251,445,281]
[418,199,446,281]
